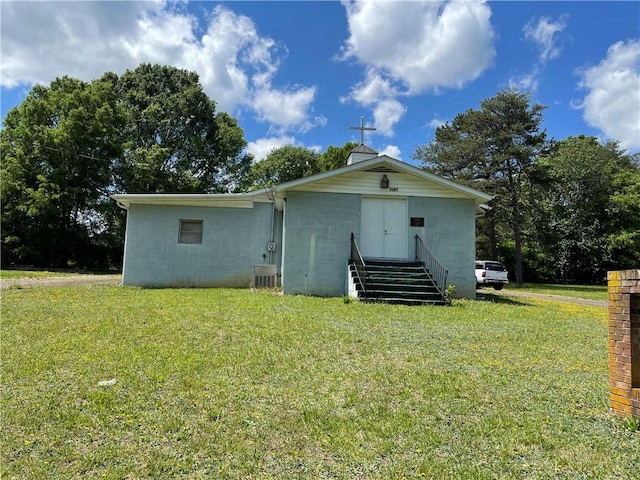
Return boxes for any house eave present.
[273,155,493,204]
[111,191,273,209]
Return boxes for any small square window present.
[179,220,203,244]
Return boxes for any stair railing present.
[415,235,448,299]
[350,233,368,296]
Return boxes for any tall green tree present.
[413,89,548,284]
[245,145,321,189]
[115,63,252,194]
[1,75,124,268]
[318,141,359,171]
[244,142,360,190]
[609,152,640,267]
[536,136,640,283]
[1,64,253,269]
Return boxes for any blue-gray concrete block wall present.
[409,197,477,298]
[122,203,276,287]
[283,191,360,296]
[120,193,476,297]
[282,193,477,298]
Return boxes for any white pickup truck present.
[475,260,509,290]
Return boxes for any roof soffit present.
[111,191,273,209]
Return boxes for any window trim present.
[178,219,203,245]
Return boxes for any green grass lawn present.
[504,283,608,301]
[2,286,637,479]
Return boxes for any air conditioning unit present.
[253,264,278,288]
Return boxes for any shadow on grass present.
[475,291,532,306]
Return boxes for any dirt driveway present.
[0,274,122,290]
[479,288,607,307]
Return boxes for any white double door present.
[360,197,407,259]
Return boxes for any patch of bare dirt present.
[1,274,122,290]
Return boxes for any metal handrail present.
[415,235,448,299]
[350,233,367,296]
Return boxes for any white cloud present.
[246,136,323,162]
[508,68,540,94]
[253,86,319,130]
[340,0,494,137]
[343,70,406,136]
[345,70,398,106]
[379,145,402,159]
[523,15,568,63]
[372,99,407,137]
[578,40,640,151]
[0,2,318,133]
[511,15,566,95]
[246,136,295,162]
[341,0,495,93]
[426,117,447,130]
[0,1,163,88]
[177,5,275,113]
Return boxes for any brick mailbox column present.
[607,269,640,418]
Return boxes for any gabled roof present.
[274,154,493,205]
[111,154,492,209]
[350,144,378,154]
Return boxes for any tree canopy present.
[244,141,359,190]
[318,141,358,171]
[1,64,252,269]
[1,75,125,268]
[115,64,251,194]
[535,136,640,283]
[245,145,320,189]
[413,90,640,285]
[413,89,548,285]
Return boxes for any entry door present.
[361,197,407,259]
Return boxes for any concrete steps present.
[349,261,447,306]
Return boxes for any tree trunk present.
[512,199,524,285]
[506,158,524,286]
[488,209,498,260]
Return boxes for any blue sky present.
[2,1,639,165]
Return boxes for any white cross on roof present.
[348,116,376,145]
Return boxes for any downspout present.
[281,197,287,290]
[269,187,276,265]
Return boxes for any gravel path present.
[1,274,122,290]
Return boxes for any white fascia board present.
[111,191,272,209]
[273,155,493,204]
